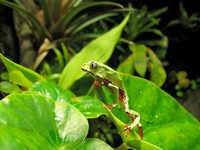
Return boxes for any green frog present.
[81,61,143,138]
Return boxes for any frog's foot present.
[104,103,118,111]
[121,123,134,137]
[121,117,143,138]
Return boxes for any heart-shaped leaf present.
[0,92,88,149]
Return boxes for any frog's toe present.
[121,124,133,136]
[104,104,117,111]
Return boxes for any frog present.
[81,61,143,138]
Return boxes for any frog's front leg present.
[93,80,119,110]
[106,83,120,110]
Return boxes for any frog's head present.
[81,61,115,80]
[82,61,123,89]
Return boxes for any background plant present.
[107,5,168,87]
[0,0,123,69]
[167,1,200,31]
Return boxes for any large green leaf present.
[0,54,46,88]
[77,138,113,150]
[30,82,75,103]
[30,82,107,119]
[117,74,200,149]
[0,92,89,149]
[73,96,108,119]
[59,14,130,89]
[83,72,200,149]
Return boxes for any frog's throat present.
[96,76,111,85]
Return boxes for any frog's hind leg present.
[119,92,143,138]
[122,110,143,138]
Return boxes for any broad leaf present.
[30,82,75,103]
[73,96,108,118]
[0,54,46,88]
[0,92,89,149]
[30,82,107,119]
[77,138,113,150]
[118,74,200,149]
[59,14,130,89]
[88,72,200,149]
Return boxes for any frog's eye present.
[90,61,97,70]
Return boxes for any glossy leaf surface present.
[0,92,88,149]
[30,82,107,119]
[30,82,75,103]
[118,74,200,149]
[73,96,108,118]
[87,72,200,149]
[77,138,113,150]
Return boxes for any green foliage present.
[59,14,130,89]
[0,72,22,94]
[125,5,167,40]
[120,74,200,149]
[117,44,166,87]
[77,138,113,150]
[172,71,200,98]
[0,0,122,69]
[0,55,199,149]
[0,81,22,94]
[114,5,168,87]
[0,13,129,89]
[95,73,200,149]
[0,1,169,88]
[0,0,122,41]
[39,43,71,83]
[30,82,108,119]
[124,5,168,56]
[167,2,200,30]
[0,91,113,149]
[0,53,46,88]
